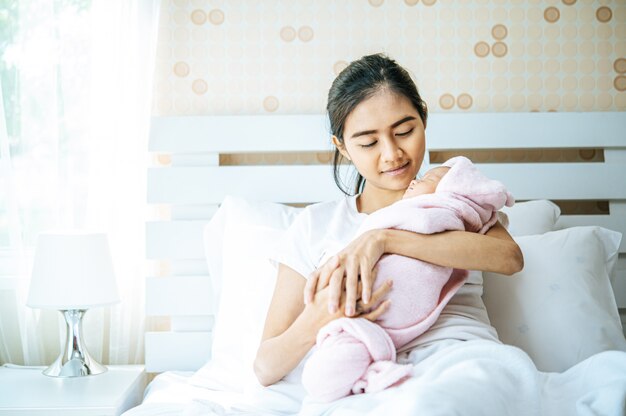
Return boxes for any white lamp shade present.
[27,231,120,309]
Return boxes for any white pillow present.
[201,195,302,318]
[483,226,626,372]
[189,195,302,392]
[500,199,561,236]
[202,196,230,310]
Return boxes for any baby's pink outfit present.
[301,156,515,402]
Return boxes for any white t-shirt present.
[270,196,502,396]
[268,193,502,383]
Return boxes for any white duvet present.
[124,340,626,416]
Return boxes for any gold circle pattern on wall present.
[208,9,224,25]
[298,26,314,42]
[474,41,490,58]
[457,93,473,110]
[492,42,507,58]
[263,96,279,112]
[439,94,455,110]
[368,0,384,7]
[544,7,560,23]
[280,26,297,42]
[190,9,206,25]
[154,0,626,116]
[173,61,190,77]
[596,7,612,23]
[491,24,507,40]
[192,79,208,95]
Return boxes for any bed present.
[128,111,626,416]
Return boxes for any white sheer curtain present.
[0,0,160,366]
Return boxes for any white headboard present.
[145,112,626,373]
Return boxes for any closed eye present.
[360,128,414,148]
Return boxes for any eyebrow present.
[349,115,417,139]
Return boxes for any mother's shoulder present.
[305,195,350,213]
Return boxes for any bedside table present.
[0,365,146,415]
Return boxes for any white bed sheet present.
[123,339,626,416]
[122,369,305,416]
[122,370,249,415]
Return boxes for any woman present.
[254,53,523,391]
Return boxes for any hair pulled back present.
[327,53,428,195]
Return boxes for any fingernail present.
[346,306,354,316]
[329,304,337,314]
[387,279,393,287]
[363,295,370,305]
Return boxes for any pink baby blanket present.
[301,156,515,402]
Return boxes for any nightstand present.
[0,365,146,415]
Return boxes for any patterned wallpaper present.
[152,0,626,115]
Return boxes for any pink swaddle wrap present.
[301,156,515,402]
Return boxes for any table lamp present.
[27,231,120,377]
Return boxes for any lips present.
[383,162,409,174]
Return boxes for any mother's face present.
[333,89,426,194]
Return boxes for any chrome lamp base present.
[44,309,107,377]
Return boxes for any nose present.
[380,136,404,163]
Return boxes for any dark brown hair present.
[327,53,428,195]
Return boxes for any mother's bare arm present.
[253,264,317,387]
[254,264,391,386]
[381,220,523,275]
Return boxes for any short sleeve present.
[268,208,316,280]
[497,211,510,230]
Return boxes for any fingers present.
[362,299,391,321]
[305,255,340,305]
[304,270,319,305]
[317,255,339,292]
[354,278,393,316]
[360,259,372,305]
[369,278,393,305]
[344,258,359,316]
[327,266,345,314]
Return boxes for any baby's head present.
[402,166,450,199]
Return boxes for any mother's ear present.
[331,135,352,161]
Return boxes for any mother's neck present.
[356,186,405,215]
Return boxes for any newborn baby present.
[302,156,515,403]
[402,166,450,200]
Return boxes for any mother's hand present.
[303,229,387,316]
[304,279,394,332]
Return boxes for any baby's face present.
[402,167,450,199]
